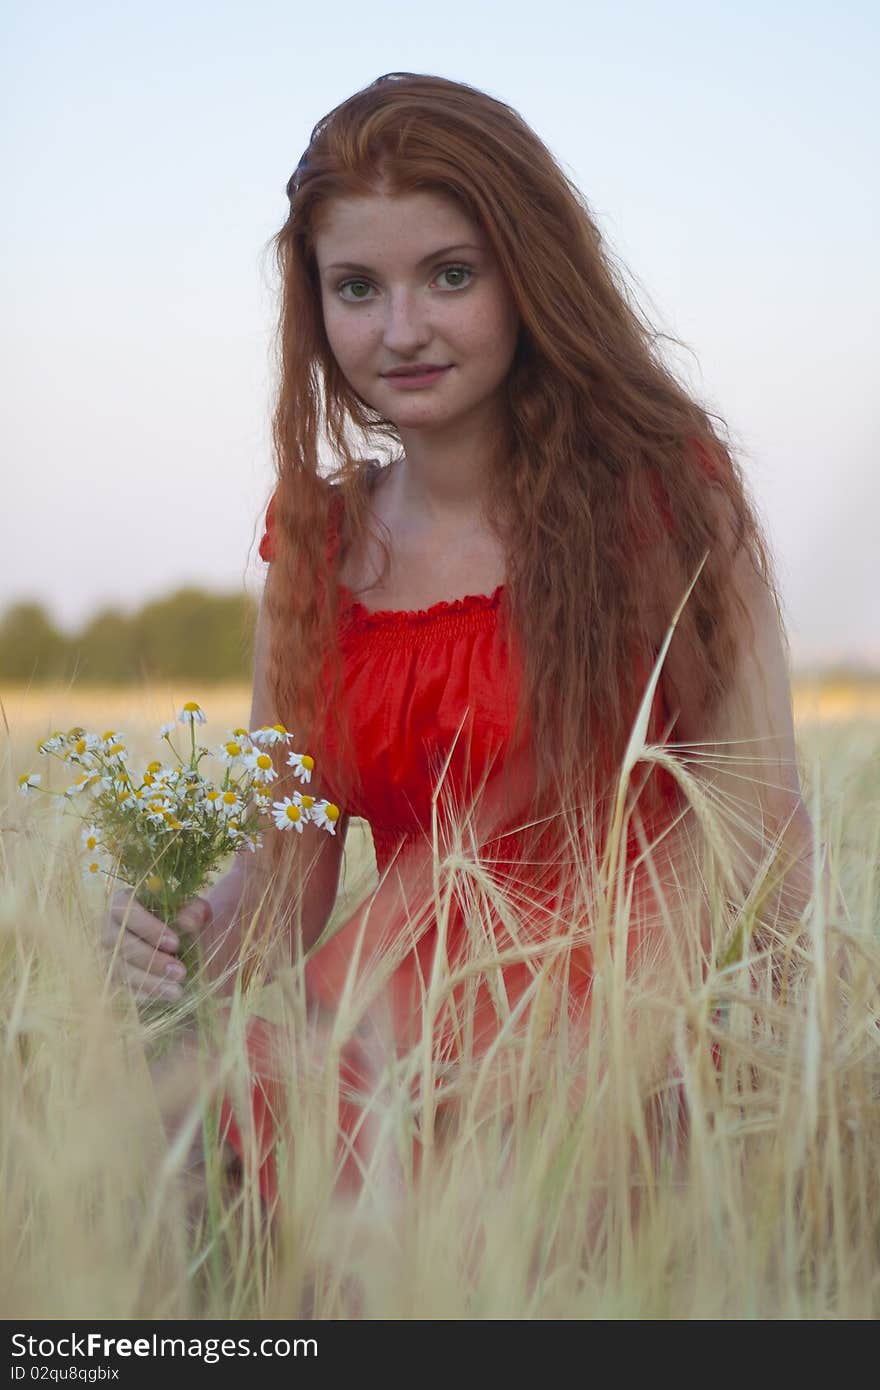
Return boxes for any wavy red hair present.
[259,71,783,878]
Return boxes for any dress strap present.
[258,460,385,564]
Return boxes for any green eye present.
[438,265,472,289]
[337,264,473,302]
[339,279,372,301]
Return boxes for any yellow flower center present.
[222,791,237,805]
[17,773,32,788]
[183,701,201,712]
[147,761,161,774]
[107,744,125,757]
[87,861,100,875]
[143,773,155,785]
[75,739,87,755]
[300,754,315,771]
[326,803,340,821]
[272,724,288,735]
[300,794,315,809]
[206,789,219,802]
[146,875,163,894]
[256,754,272,770]
[225,742,241,757]
[101,730,116,742]
[86,834,98,851]
[284,805,300,822]
[233,727,248,738]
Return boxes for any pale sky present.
[2,0,878,669]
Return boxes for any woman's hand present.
[102,889,213,1005]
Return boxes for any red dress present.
[219,455,716,1205]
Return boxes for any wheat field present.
[1,678,879,1319]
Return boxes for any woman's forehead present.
[313,189,481,253]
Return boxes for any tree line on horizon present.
[0,591,876,688]
[0,590,258,685]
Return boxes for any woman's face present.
[313,189,520,434]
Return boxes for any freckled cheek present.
[463,291,519,366]
[324,312,378,376]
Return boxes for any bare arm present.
[196,581,350,996]
[648,488,839,958]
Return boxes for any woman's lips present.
[382,366,452,389]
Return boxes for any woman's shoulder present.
[258,459,385,563]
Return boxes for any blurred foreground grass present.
[1,679,879,1318]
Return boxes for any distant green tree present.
[0,602,71,681]
[71,607,142,684]
[0,589,259,685]
[133,588,257,681]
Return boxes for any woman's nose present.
[381,289,432,355]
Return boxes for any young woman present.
[106,72,817,1209]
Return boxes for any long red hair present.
[260,71,782,875]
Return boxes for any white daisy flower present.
[286,751,315,784]
[218,739,247,764]
[99,729,124,748]
[310,799,342,835]
[178,701,207,725]
[225,818,243,843]
[66,771,102,797]
[146,763,180,793]
[37,732,65,755]
[159,721,176,738]
[226,727,254,751]
[216,790,243,819]
[178,773,205,801]
[143,798,175,826]
[81,823,102,854]
[233,829,262,853]
[18,772,41,795]
[67,728,98,750]
[109,779,137,810]
[271,797,306,833]
[251,724,292,747]
[82,858,107,882]
[253,791,272,813]
[64,733,100,768]
[202,787,222,813]
[241,750,278,785]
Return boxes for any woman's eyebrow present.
[324,243,485,274]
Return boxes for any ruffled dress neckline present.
[338,580,506,628]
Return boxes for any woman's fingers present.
[103,890,212,1007]
[114,959,185,1005]
[110,889,180,952]
[102,917,186,983]
[175,898,212,936]
[104,889,184,994]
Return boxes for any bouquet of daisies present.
[19,699,340,956]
